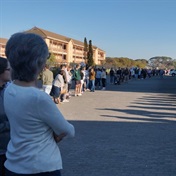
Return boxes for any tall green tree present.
[104,57,148,68]
[46,52,56,66]
[84,37,88,63]
[87,40,94,66]
[149,56,174,69]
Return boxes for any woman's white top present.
[4,83,75,174]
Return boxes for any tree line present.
[47,37,176,69]
[102,57,148,68]
[103,56,176,69]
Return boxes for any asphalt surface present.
[57,75,176,176]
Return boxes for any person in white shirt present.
[101,68,107,90]
[50,70,66,104]
[4,32,75,176]
[67,66,73,95]
[80,66,86,93]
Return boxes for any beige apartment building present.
[0,38,8,58]
[26,27,106,65]
[0,27,106,65]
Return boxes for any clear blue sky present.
[1,0,176,60]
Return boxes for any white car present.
[169,69,176,76]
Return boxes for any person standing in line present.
[67,66,73,96]
[124,68,129,82]
[80,67,85,94]
[59,65,70,102]
[42,64,53,95]
[50,70,67,104]
[81,66,87,92]
[134,68,139,79]
[4,32,75,176]
[101,68,107,90]
[95,68,102,89]
[159,69,164,79]
[141,69,147,79]
[116,67,122,85]
[109,68,115,84]
[89,67,96,92]
[85,66,90,90]
[73,64,82,96]
[0,57,11,176]
[130,68,135,79]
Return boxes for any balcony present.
[51,48,67,53]
[98,57,105,60]
[73,51,84,56]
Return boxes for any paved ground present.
[57,75,176,176]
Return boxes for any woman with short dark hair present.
[0,57,11,176]
[4,32,75,176]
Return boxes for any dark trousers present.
[0,154,6,176]
[95,78,101,87]
[102,78,106,87]
[68,83,72,93]
[5,169,61,176]
[89,80,95,91]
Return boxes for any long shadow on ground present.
[106,76,176,94]
[59,76,176,176]
[60,120,176,176]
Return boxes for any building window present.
[63,44,66,50]
[63,55,66,60]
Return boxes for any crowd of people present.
[39,64,108,105]
[39,65,166,106]
[109,67,166,84]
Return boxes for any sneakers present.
[74,93,82,96]
[62,99,69,103]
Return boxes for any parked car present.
[169,69,176,76]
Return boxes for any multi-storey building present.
[26,27,105,65]
[0,38,8,58]
[0,27,106,65]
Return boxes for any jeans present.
[5,169,61,176]
[102,78,106,88]
[86,79,90,89]
[89,80,95,91]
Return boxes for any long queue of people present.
[109,67,166,85]
[40,64,108,104]
[41,65,166,105]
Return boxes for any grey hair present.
[5,32,49,82]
